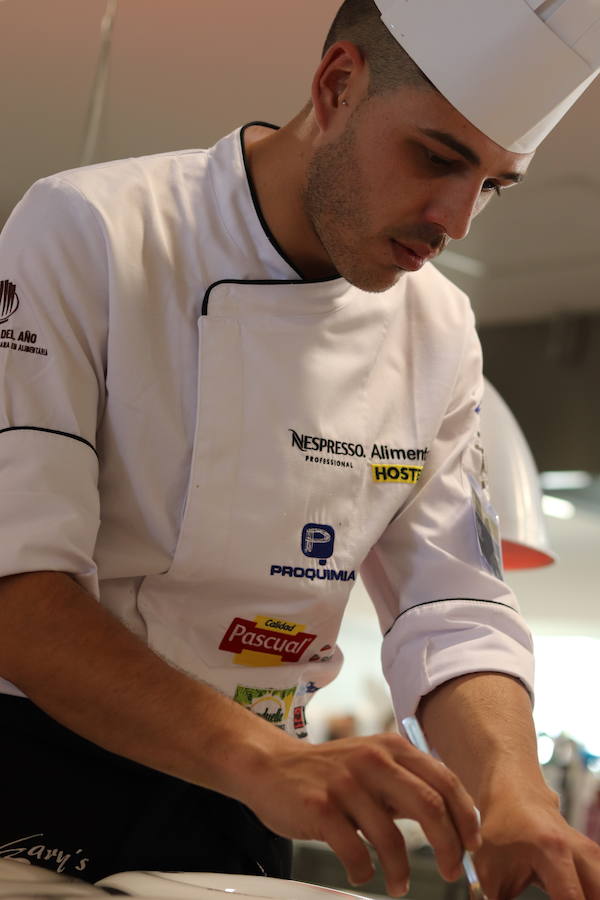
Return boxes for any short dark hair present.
[322,0,435,96]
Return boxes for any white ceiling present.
[2,0,600,326]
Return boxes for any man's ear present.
[311,41,367,132]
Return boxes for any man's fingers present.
[320,812,375,890]
[477,847,586,900]
[387,768,464,881]
[250,735,480,893]
[339,785,411,897]
[389,739,481,853]
[530,847,585,900]
[353,743,477,879]
[576,843,600,900]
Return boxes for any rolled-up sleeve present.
[0,177,108,597]
[361,309,534,722]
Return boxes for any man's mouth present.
[390,239,436,272]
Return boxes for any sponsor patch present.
[301,523,335,562]
[370,443,429,462]
[0,281,19,323]
[270,524,355,583]
[289,428,363,470]
[309,643,335,663]
[0,281,49,357]
[298,680,320,696]
[234,685,296,729]
[289,428,428,473]
[269,564,356,582]
[219,616,317,667]
[294,705,307,731]
[371,464,423,484]
[0,327,48,357]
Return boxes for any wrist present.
[198,704,301,805]
[477,763,559,818]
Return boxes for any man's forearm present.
[418,674,600,899]
[0,571,294,801]
[418,672,553,814]
[0,572,489,898]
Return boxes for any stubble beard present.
[303,121,402,293]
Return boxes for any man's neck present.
[243,115,338,280]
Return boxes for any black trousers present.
[0,696,292,883]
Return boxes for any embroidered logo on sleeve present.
[0,280,19,323]
[0,280,49,357]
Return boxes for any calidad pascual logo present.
[219,616,317,667]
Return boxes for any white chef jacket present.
[0,124,534,736]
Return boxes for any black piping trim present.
[202,275,343,316]
[201,121,349,314]
[240,122,305,279]
[240,122,345,286]
[0,426,98,459]
[383,597,517,637]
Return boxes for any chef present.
[0,0,599,896]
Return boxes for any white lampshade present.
[480,379,556,570]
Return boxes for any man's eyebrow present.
[418,128,525,184]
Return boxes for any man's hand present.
[475,786,600,899]
[0,573,479,898]
[419,672,600,900]
[237,732,481,898]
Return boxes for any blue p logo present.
[301,524,335,565]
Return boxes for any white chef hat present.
[373,0,600,153]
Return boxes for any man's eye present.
[482,180,502,197]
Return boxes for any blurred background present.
[1,1,598,896]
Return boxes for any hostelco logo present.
[219,616,317,667]
[0,281,19,324]
[371,464,424,484]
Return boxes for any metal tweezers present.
[401,716,488,900]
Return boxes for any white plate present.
[96,871,372,899]
[0,859,104,897]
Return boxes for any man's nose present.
[423,181,482,242]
